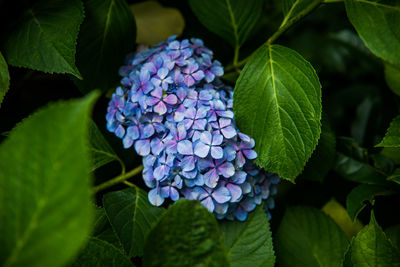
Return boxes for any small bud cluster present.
[106,36,279,221]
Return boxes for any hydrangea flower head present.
[106,36,280,221]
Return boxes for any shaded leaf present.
[92,207,122,249]
[219,206,275,267]
[0,92,98,267]
[299,114,336,182]
[188,0,264,47]
[130,1,184,45]
[233,44,322,181]
[386,225,400,250]
[350,213,400,266]
[385,64,400,96]
[344,0,400,65]
[71,238,134,267]
[376,115,400,148]
[89,121,122,171]
[103,187,164,257]
[346,184,393,221]
[75,0,136,93]
[282,0,322,26]
[387,168,400,184]
[0,52,10,107]
[2,0,83,78]
[276,206,349,267]
[143,200,229,267]
[322,199,363,239]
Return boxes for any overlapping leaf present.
[234,44,322,181]
[2,0,84,78]
[376,115,400,148]
[0,92,98,267]
[0,52,9,107]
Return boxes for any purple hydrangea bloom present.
[106,36,280,221]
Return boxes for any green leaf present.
[130,1,184,45]
[299,114,336,182]
[322,199,363,239]
[350,213,400,266]
[70,238,134,267]
[0,92,99,267]
[0,52,10,107]
[89,121,123,172]
[233,44,322,181]
[219,206,275,267]
[276,206,349,267]
[334,152,388,185]
[75,0,136,93]
[143,200,229,267]
[2,0,84,78]
[384,64,400,96]
[344,0,400,65]
[281,0,322,24]
[346,184,393,221]
[188,0,264,47]
[376,115,400,147]
[386,225,400,250]
[387,168,400,184]
[103,187,165,257]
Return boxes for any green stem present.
[92,165,143,194]
[323,0,343,3]
[267,1,322,44]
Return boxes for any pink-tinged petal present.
[193,119,207,130]
[198,159,215,170]
[146,96,160,106]
[218,162,235,177]
[200,131,212,145]
[170,187,180,201]
[176,88,187,101]
[168,40,180,50]
[192,70,205,81]
[165,140,177,154]
[184,75,195,87]
[221,126,237,139]
[243,149,257,159]
[187,89,198,100]
[174,108,185,122]
[151,77,161,87]
[194,142,210,158]
[219,118,231,128]
[181,156,195,171]
[205,71,215,83]
[184,107,196,119]
[182,119,193,130]
[217,110,234,119]
[163,94,177,105]
[151,86,163,98]
[177,140,193,155]
[143,62,157,74]
[154,101,167,115]
[226,184,242,202]
[212,133,223,146]
[211,146,223,159]
[201,197,215,212]
[204,169,219,188]
[235,151,246,168]
[135,140,150,156]
[142,124,155,138]
[148,188,164,206]
[212,187,231,203]
[196,106,209,119]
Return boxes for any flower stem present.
[92,165,143,194]
[267,1,322,44]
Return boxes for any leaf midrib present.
[352,0,400,11]
[224,0,240,48]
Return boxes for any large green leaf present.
[344,0,400,65]
[89,121,122,171]
[346,184,393,221]
[2,0,83,78]
[188,0,263,47]
[385,64,400,96]
[334,152,388,185]
[299,114,336,182]
[276,206,349,267]
[0,52,9,107]
[75,0,136,93]
[70,238,134,267]
[233,44,322,181]
[0,92,98,267]
[376,115,400,147]
[219,206,275,267]
[143,200,229,267]
[350,213,400,266]
[103,187,164,257]
[92,207,122,249]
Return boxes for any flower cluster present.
[106,36,279,221]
